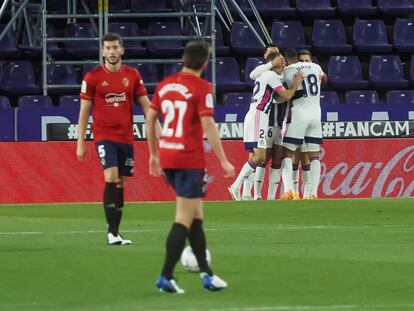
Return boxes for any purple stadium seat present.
[296,0,335,16]
[223,92,252,106]
[205,57,246,92]
[320,91,340,105]
[108,22,146,57]
[231,22,266,55]
[82,64,99,76]
[353,20,392,53]
[147,21,183,56]
[386,90,414,104]
[328,56,369,89]
[271,21,310,50]
[188,22,229,56]
[0,24,20,57]
[393,19,414,53]
[214,23,230,56]
[312,20,352,53]
[47,64,77,92]
[0,61,41,94]
[346,91,380,104]
[19,95,53,108]
[131,0,168,12]
[256,0,296,16]
[220,0,254,17]
[164,62,183,77]
[409,55,414,85]
[0,96,11,109]
[245,57,265,88]
[64,23,99,58]
[59,95,81,107]
[44,24,64,57]
[378,0,414,15]
[130,62,159,92]
[369,55,409,89]
[337,0,377,15]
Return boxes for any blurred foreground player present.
[77,33,152,245]
[147,41,235,294]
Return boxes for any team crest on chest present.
[122,78,129,87]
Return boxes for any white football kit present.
[243,70,285,150]
[282,62,324,152]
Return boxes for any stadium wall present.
[0,139,413,204]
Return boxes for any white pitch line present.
[0,224,413,236]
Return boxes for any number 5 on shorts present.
[98,145,105,158]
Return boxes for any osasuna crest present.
[122,78,129,87]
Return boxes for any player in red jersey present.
[77,33,152,245]
[146,41,235,294]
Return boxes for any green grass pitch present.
[1,199,414,311]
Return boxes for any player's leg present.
[191,201,227,291]
[305,120,323,199]
[292,151,300,199]
[241,152,254,200]
[229,110,267,201]
[300,151,311,199]
[96,141,126,244]
[281,121,305,199]
[267,144,282,200]
[112,142,134,244]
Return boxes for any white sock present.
[281,158,293,193]
[292,168,299,195]
[232,161,255,189]
[254,165,266,199]
[310,159,321,196]
[267,167,281,200]
[242,173,254,198]
[302,168,311,197]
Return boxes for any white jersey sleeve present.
[249,62,273,80]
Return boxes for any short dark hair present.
[264,43,278,54]
[284,48,298,61]
[183,41,211,70]
[298,49,312,57]
[265,52,281,63]
[102,33,123,46]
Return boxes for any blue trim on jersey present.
[283,136,303,145]
[244,141,257,151]
[304,136,323,144]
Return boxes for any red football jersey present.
[151,71,215,169]
[80,64,147,144]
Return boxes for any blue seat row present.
[1,54,414,94]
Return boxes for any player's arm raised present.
[275,72,304,102]
[201,116,235,178]
[249,57,286,80]
[76,99,92,162]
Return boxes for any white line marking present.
[0,225,412,236]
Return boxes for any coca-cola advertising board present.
[0,139,412,203]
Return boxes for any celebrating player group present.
[228,44,328,201]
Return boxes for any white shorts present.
[243,109,269,150]
[268,126,282,146]
[283,119,322,152]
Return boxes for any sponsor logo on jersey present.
[102,80,109,86]
[122,78,129,87]
[105,93,127,107]
[81,80,87,93]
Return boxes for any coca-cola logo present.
[320,145,414,198]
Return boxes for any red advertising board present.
[0,139,412,204]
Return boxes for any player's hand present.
[149,155,163,177]
[271,56,286,69]
[221,160,235,178]
[77,142,87,162]
[294,72,304,84]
